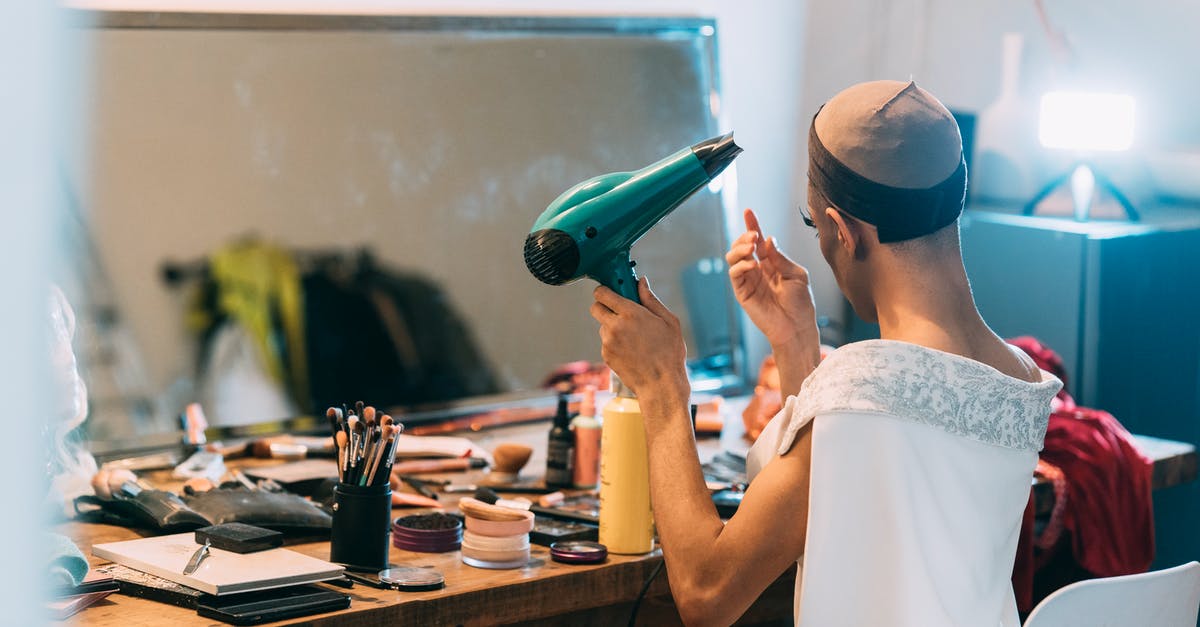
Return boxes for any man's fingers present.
[637,277,675,323]
[91,471,112,499]
[728,258,758,277]
[589,301,616,324]
[593,284,639,316]
[728,259,761,294]
[743,208,764,238]
[733,229,758,247]
[724,237,757,266]
[763,236,806,275]
[759,237,782,273]
[729,230,758,252]
[745,209,771,259]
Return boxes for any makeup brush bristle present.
[491,443,533,474]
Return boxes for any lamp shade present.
[1038,91,1135,152]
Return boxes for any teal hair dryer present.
[524,133,741,303]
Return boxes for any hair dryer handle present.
[595,249,641,304]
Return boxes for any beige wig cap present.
[808,80,967,242]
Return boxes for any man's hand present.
[590,277,690,405]
[726,208,820,349]
[727,208,822,396]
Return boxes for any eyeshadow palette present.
[529,517,598,547]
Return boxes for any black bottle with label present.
[545,394,575,488]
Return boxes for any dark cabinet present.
[961,206,1200,570]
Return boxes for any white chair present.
[1024,561,1200,627]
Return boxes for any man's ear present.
[824,208,863,259]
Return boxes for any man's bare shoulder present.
[867,332,1043,384]
[999,342,1043,384]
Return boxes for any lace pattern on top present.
[777,340,1062,456]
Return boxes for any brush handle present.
[391,458,470,474]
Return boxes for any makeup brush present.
[379,414,395,459]
[325,407,339,437]
[380,421,401,482]
[335,430,348,482]
[361,408,379,472]
[487,443,533,484]
[377,415,401,487]
[364,422,398,485]
[364,424,394,487]
[474,487,532,511]
[346,415,361,481]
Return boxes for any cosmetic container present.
[598,377,654,554]
[330,482,392,570]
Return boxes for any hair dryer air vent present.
[524,228,580,285]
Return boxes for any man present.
[590,80,1061,626]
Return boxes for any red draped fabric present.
[1008,336,1155,613]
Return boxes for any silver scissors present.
[183,539,211,575]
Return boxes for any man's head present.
[805,80,967,321]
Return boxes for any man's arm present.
[769,337,820,400]
[590,279,815,626]
[638,387,812,627]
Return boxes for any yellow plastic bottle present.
[598,377,654,554]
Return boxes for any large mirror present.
[61,12,745,443]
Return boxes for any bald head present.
[808,81,966,243]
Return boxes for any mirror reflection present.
[61,14,744,441]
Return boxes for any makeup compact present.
[377,567,445,592]
[460,531,530,569]
[464,513,535,537]
[529,517,598,547]
[458,498,533,569]
[549,541,608,565]
[392,514,463,553]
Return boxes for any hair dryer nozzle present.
[691,132,742,178]
[524,229,580,285]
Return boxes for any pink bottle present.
[571,386,601,489]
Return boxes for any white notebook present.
[92,532,343,596]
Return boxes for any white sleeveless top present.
[746,340,1061,627]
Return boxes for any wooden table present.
[62,519,724,626]
[60,416,788,626]
[60,404,1196,626]
[1029,434,1197,517]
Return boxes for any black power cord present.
[628,558,665,627]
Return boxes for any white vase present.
[971,33,1039,204]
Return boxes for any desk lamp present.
[1023,90,1139,221]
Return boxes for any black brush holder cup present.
[330,483,392,571]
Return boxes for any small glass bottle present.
[544,393,575,488]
